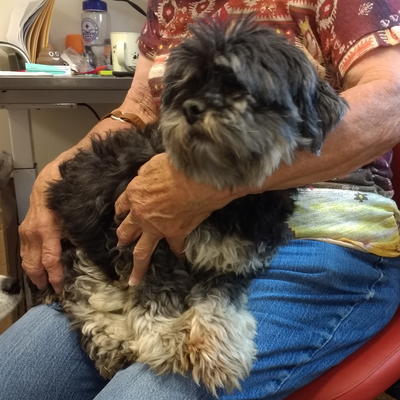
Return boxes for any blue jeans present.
[1,240,400,400]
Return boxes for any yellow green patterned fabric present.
[289,188,400,257]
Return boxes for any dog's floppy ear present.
[315,78,348,140]
[297,73,348,154]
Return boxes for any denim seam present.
[269,264,386,398]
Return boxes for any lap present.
[220,240,400,399]
[1,240,399,400]
[0,303,107,400]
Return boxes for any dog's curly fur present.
[43,17,347,395]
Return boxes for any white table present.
[0,75,132,222]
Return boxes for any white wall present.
[0,0,146,170]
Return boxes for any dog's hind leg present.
[181,286,257,396]
[62,250,136,378]
[127,291,256,395]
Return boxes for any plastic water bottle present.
[81,0,111,69]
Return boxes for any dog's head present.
[0,275,21,321]
[160,16,347,188]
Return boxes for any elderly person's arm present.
[19,54,156,293]
[115,44,400,285]
[265,45,400,190]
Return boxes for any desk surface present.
[0,76,133,104]
[0,75,132,90]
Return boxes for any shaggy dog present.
[44,17,347,394]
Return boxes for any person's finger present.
[41,237,64,294]
[115,190,131,216]
[22,260,48,290]
[19,229,48,290]
[166,236,186,258]
[129,232,160,286]
[116,212,142,247]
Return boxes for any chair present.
[287,144,400,400]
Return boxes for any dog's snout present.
[183,99,205,124]
[2,277,21,295]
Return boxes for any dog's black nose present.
[182,99,205,124]
[2,277,21,295]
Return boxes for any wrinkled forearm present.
[247,46,400,194]
[267,78,399,190]
[242,76,400,194]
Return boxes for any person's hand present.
[115,153,244,285]
[19,163,64,294]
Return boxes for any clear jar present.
[81,0,111,69]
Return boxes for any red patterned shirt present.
[139,0,400,91]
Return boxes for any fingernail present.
[128,278,139,287]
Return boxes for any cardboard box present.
[0,179,24,333]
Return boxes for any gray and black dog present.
[44,16,347,395]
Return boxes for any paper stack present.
[5,0,56,63]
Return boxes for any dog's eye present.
[230,92,248,101]
[232,93,244,100]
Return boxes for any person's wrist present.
[35,110,149,191]
[102,109,146,129]
[228,183,255,199]
[158,153,249,211]
[86,117,134,143]
[171,160,249,210]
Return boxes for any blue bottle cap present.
[82,0,107,11]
